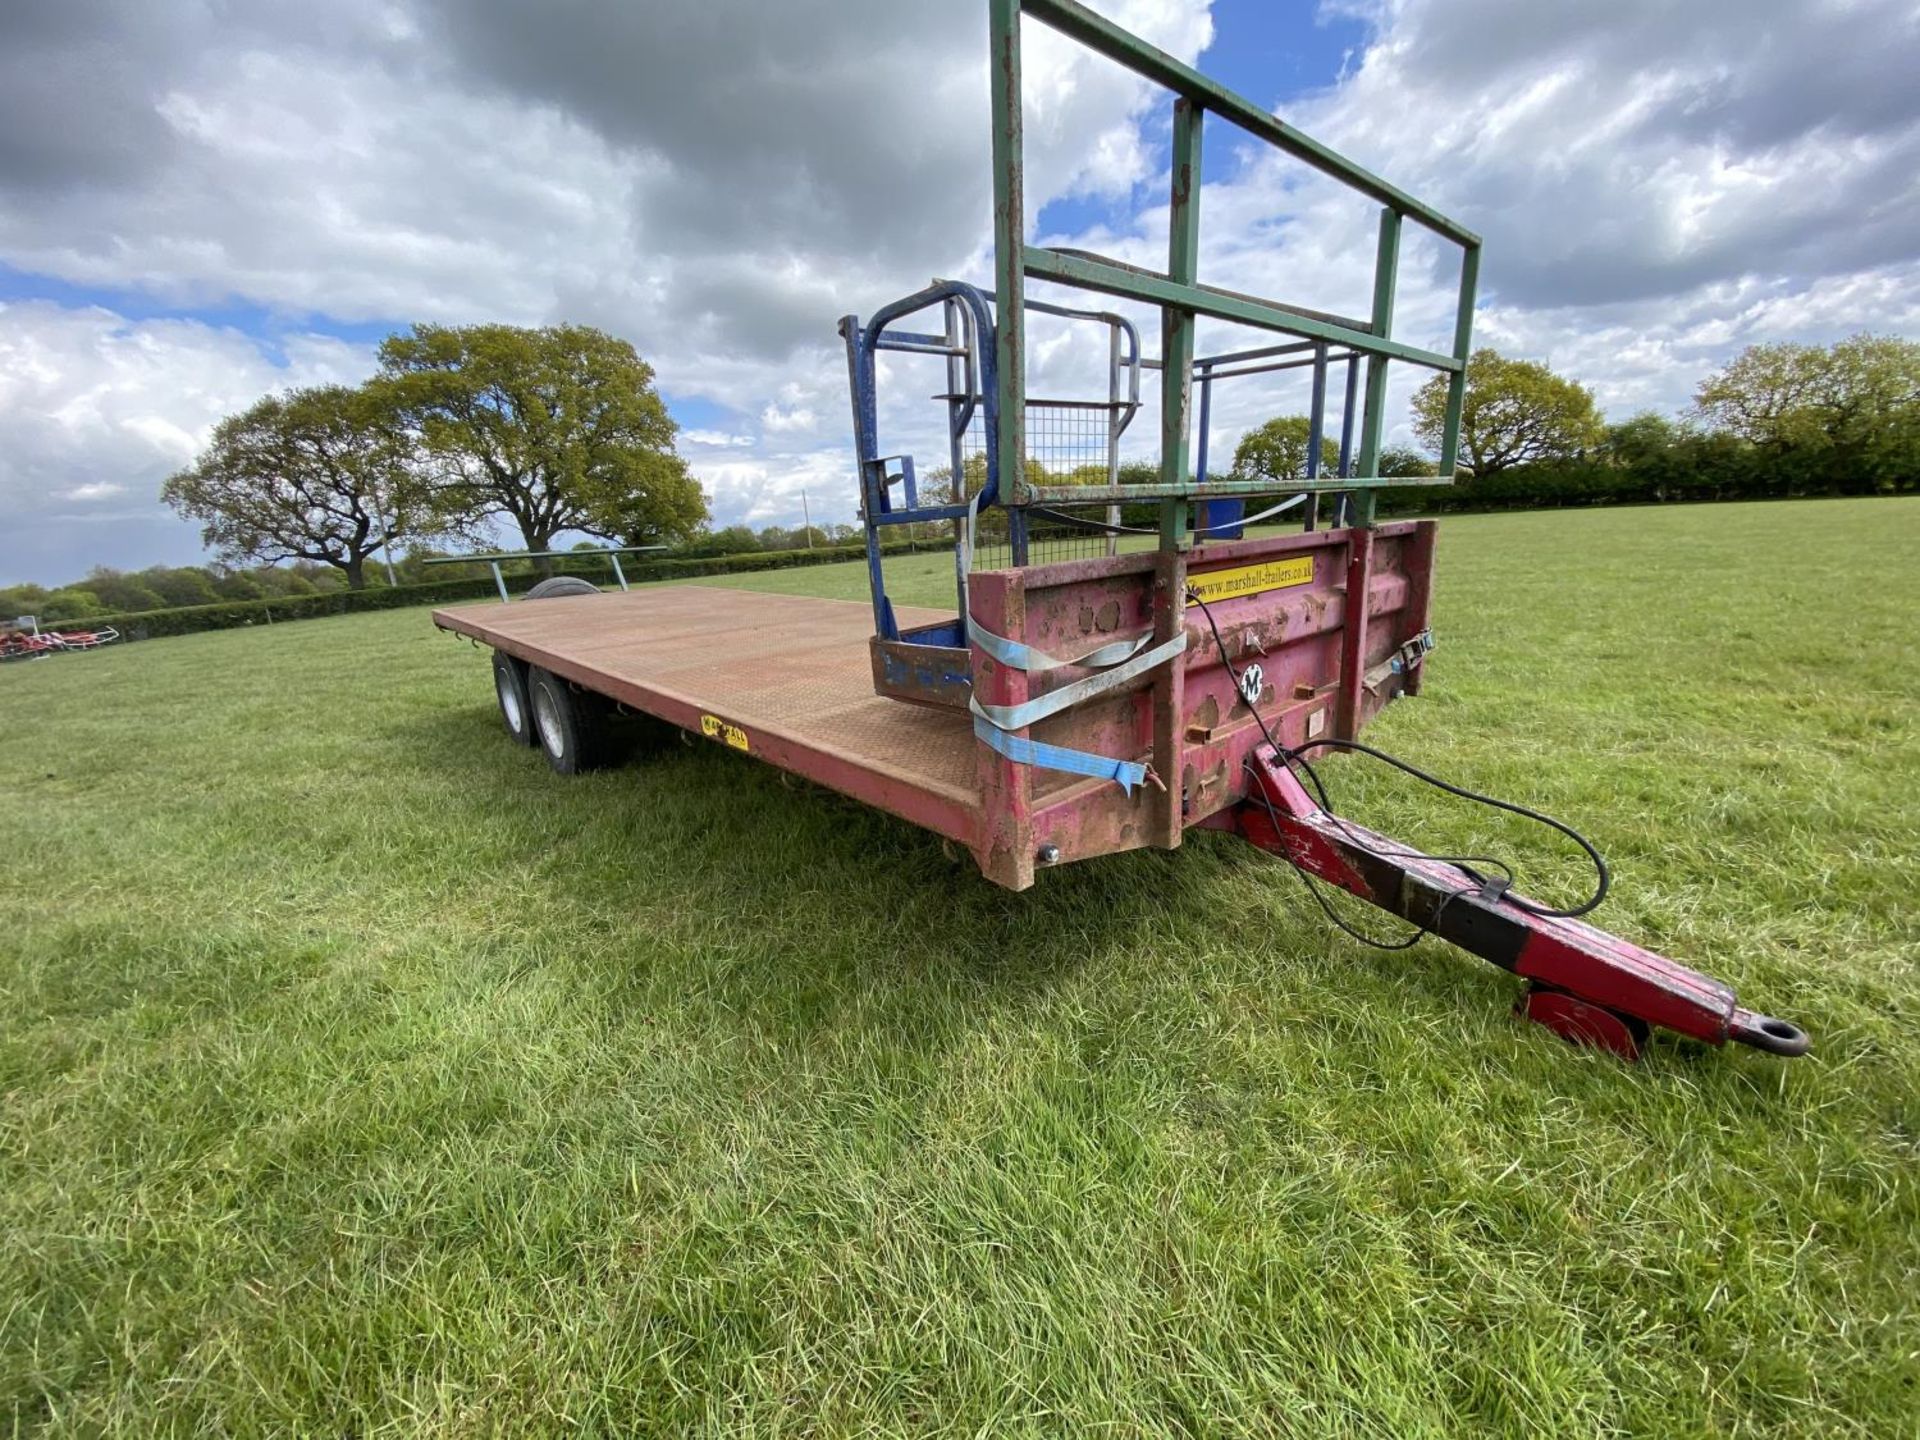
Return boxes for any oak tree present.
[162,384,423,590]
[1413,349,1604,477]
[1376,445,1437,478]
[1231,415,1340,485]
[377,324,708,568]
[1693,334,1919,492]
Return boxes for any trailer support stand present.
[1235,747,1810,1061]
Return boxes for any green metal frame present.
[989,0,1481,515]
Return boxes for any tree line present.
[11,327,1913,624]
[152,322,710,595]
[1,523,880,624]
[922,332,1916,523]
[1230,332,1919,506]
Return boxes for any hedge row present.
[1373,446,1917,516]
[1370,461,1741,515]
[88,539,956,640]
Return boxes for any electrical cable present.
[1188,587,1438,947]
[1284,735,1608,918]
[1240,761,1428,949]
[1185,585,1611,948]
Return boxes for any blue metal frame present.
[841,279,1148,647]
[840,281,1001,640]
[1192,340,1360,539]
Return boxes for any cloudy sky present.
[2,0,1916,586]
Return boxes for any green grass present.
[2,500,1916,1436]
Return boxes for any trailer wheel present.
[524,575,600,600]
[492,650,534,746]
[527,666,611,774]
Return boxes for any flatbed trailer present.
[434,519,1434,891]
[430,0,1808,1065]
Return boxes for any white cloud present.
[0,301,372,578]
[1034,0,1920,462]
[760,403,818,435]
[0,0,1220,578]
[58,481,129,502]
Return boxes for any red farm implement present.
[1,621,119,662]
[432,0,1806,1063]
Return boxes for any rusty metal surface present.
[433,587,989,842]
[992,527,1424,869]
[869,634,973,711]
[968,567,1036,888]
[1150,546,1187,851]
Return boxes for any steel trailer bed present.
[434,584,989,844]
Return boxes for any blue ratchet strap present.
[956,492,1158,677]
[957,491,1183,793]
[967,630,1188,731]
[971,716,1149,795]
[967,631,1186,793]
[967,619,1150,674]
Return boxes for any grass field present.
[3,500,1917,1435]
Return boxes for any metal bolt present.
[1036,844,1062,866]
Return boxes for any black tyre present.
[527,666,612,774]
[492,650,534,745]
[524,575,600,600]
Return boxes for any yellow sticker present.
[700,714,750,751]
[1186,555,1315,605]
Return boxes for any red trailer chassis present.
[434,520,1808,1063]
